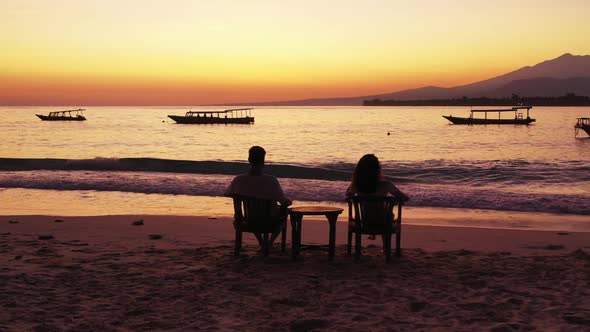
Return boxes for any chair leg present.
[384,233,392,262]
[291,218,298,259]
[395,230,401,257]
[281,223,287,253]
[235,229,242,256]
[347,229,353,255]
[263,233,270,257]
[254,233,264,247]
[355,232,362,259]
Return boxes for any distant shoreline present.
[363,94,590,107]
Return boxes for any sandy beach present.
[3,1,590,331]
[2,215,589,331]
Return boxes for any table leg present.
[297,217,303,254]
[290,214,302,259]
[327,214,338,258]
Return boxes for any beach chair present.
[231,195,288,257]
[346,195,403,260]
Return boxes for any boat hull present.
[576,124,590,136]
[443,115,535,125]
[36,114,86,121]
[168,115,254,124]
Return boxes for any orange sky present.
[1,0,589,105]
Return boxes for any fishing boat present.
[36,109,87,121]
[168,108,254,124]
[575,117,590,137]
[443,106,535,125]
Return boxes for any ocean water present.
[1,106,589,217]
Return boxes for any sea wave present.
[0,157,352,181]
[1,157,589,186]
[0,170,588,215]
[324,159,590,185]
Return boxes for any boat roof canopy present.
[186,108,253,115]
[470,106,532,113]
[48,108,85,115]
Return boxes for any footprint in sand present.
[523,244,565,250]
[545,244,565,250]
[563,314,590,325]
[289,319,330,332]
[410,301,427,312]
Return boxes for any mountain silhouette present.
[490,77,590,98]
[244,53,590,106]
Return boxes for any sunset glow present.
[2,0,589,105]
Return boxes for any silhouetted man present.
[225,146,292,245]
[225,146,291,206]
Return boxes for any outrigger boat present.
[443,106,535,125]
[575,117,590,137]
[36,109,86,121]
[168,108,254,124]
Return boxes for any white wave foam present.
[0,170,589,215]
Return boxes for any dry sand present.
[1,215,590,331]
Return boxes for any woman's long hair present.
[351,154,381,194]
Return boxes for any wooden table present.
[288,206,344,259]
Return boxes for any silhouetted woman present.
[346,154,409,201]
[347,154,409,240]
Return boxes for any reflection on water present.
[1,106,589,162]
